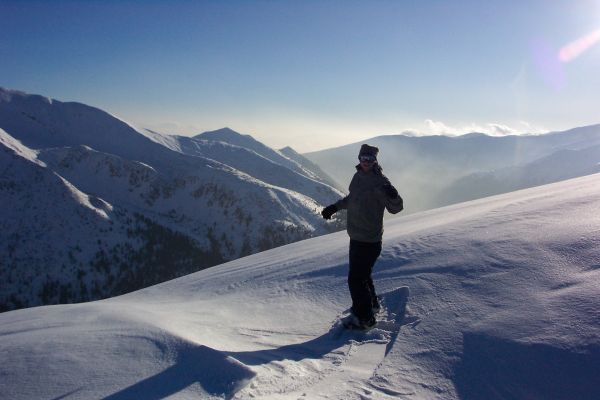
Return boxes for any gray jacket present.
[335,165,403,243]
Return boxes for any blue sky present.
[2,0,599,151]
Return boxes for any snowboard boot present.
[344,313,377,330]
[372,296,382,314]
[360,315,377,329]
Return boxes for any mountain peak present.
[0,87,53,105]
[194,127,266,154]
[194,127,247,140]
[279,146,298,155]
[456,132,490,139]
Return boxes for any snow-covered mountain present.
[0,88,344,311]
[304,125,600,213]
[1,174,598,399]
[140,127,343,206]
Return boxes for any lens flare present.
[532,39,566,90]
[559,29,600,62]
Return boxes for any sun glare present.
[559,28,600,62]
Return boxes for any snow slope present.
[1,174,599,399]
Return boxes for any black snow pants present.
[348,239,382,321]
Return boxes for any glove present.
[383,183,399,199]
[321,204,338,220]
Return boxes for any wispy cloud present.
[422,119,548,136]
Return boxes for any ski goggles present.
[358,155,377,163]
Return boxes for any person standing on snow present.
[321,144,404,329]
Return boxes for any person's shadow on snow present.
[224,326,353,367]
[99,328,353,400]
[100,341,255,400]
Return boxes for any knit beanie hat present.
[358,144,379,159]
